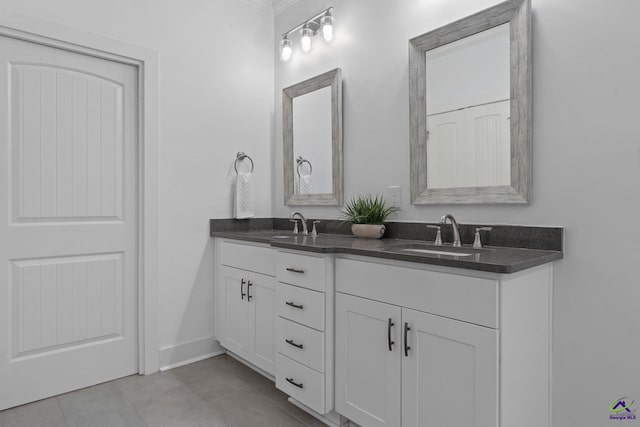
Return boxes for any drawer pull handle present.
[404,322,411,357]
[285,301,304,310]
[247,280,253,301]
[286,267,305,274]
[240,279,246,300]
[286,377,304,389]
[388,318,395,351]
[285,339,304,349]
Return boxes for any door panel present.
[471,101,510,187]
[0,34,138,410]
[335,292,401,427]
[250,273,276,374]
[12,65,124,221]
[219,266,251,355]
[401,308,499,427]
[427,100,509,189]
[11,254,123,357]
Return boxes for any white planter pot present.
[351,224,386,239]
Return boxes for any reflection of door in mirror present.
[292,86,333,195]
[425,23,510,189]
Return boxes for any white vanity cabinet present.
[400,307,498,427]
[335,294,402,426]
[274,250,335,416]
[215,240,276,375]
[335,256,552,427]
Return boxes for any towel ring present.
[296,156,312,177]
[235,152,254,174]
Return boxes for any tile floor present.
[0,354,327,427]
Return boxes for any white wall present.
[0,0,274,367]
[274,1,640,426]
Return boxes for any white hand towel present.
[234,172,254,219]
[299,174,312,195]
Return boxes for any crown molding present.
[237,0,300,13]
[238,0,273,10]
[273,0,300,14]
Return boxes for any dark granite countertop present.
[211,229,563,274]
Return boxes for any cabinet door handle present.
[404,322,411,357]
[286,377,304,389]
[246,280,253,301]
[286,267,305,274]
[285,301,304,310]
[285,339,304,349]
[240,279,246,300]
[388,318,395,351]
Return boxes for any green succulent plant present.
[340,195,398,224]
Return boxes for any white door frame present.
[0,10,159,374]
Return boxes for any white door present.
[0,35,138,410]
[401,308,499,427]
[427,110,469,189]
[427,100,510,190]
[249,272,276,374]
[468,100,510,187]
[218,266,251,357]
[335,293,402,427]
[218,268,275,375]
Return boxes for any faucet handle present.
[426,225,442,246]
[311,221,320,237]
[289,219,299,235]
[473,227,492,249]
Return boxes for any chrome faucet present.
[440,214,462,247]
[289,212,308,235]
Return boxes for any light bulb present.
[321,13,334,42]
[280,37,292,62]
[300,25,312,52]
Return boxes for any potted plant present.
[340,195,397,239]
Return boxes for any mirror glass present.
[283,68,343,206]
[409,0,531,204]
[292,86,333,194]
[426,23,510,189]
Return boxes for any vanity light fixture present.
[279,7,334,62]
[300,24,312,52]
[320,10,334,41]
[280,36,292,61]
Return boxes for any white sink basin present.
[401,248,474,257]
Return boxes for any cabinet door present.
[248,272,276,374]
[218,266,251,357]
[401,308,498,427]
[335,293,401,427]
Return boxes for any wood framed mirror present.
[409,0,531,204]
[283,68,343,206]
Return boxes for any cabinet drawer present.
[220,241,275,276]
[276,283,325,331]
[276,353,325,415]
[276,317,325,372]
[336,258,498,328]
[276,252,326,292]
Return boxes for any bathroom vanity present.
[212,225,561,427]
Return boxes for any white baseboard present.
[159,336,224,371]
